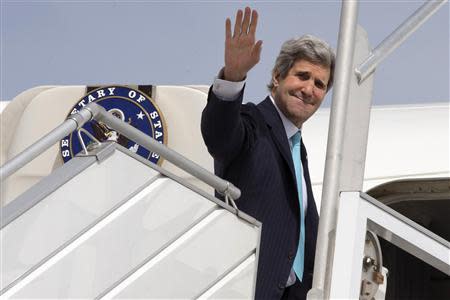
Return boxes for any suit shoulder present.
[241,101,257,111]
[241,102,264,120]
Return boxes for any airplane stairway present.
[1,142,261,299]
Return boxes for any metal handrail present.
[355,0,447,84]
[0,102,241,201]
[0,104,101,180]
[312,0,448,298]
[93,103,241,200]
[310,2,360,297]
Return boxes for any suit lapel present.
[258,98,318,213]
[301,141,318,213]
[257,97,319,272]
[257,97,296,180]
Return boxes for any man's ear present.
[272,72,280,87]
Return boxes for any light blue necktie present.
[290,131,305,281]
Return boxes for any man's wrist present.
[223,68,246,82]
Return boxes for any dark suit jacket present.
[201,88,319,299]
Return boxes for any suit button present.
[278,282,284,290]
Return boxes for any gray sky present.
[1,1,449,107]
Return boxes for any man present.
[201,7,335,300]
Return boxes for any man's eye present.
[315,80,326,90]
[297,73,309,80]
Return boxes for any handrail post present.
[309,1,359,298]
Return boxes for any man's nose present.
[301,81,314,97]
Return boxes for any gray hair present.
[267,35,335,92]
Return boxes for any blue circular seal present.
[60,86,167,165]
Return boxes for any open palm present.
[224,7,263,82]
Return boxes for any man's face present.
[272,59,330,128]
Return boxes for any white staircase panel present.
[6,178,218,298]
[1,150,159,290]
[110,210,258,299]
[205,255,256,299]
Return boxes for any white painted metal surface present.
[312,23,374,295]
[328,191,450,299]
[202,255,256,299]
[0,101,9,113]
[1,150,159,290]
[5,178,219,298]
[1,146,260,299]
[107,210,257,299]
[328,192,368,299]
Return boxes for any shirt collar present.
[269,95,300,141]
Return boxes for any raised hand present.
[224,7,263,82]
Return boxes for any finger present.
[233,9,243,38]
[241,7,251,35]
[225,18,232,41]
[249,9,258,37]
[252,40,263,62]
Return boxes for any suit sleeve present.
[201,86,257,166]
